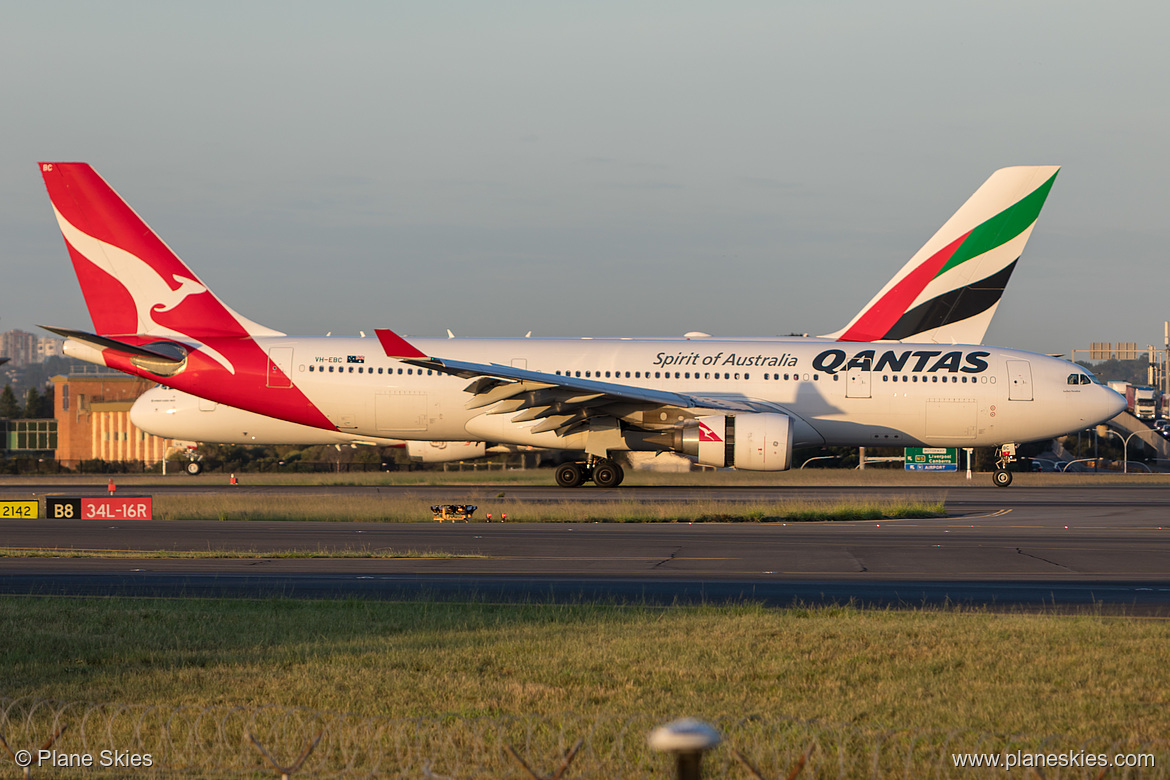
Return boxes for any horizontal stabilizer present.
[39,325,187,363]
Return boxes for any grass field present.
[129,494,945,523]
[3,597,1167,746]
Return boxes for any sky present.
[2,1,1168,358]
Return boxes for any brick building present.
[52,374,173,466]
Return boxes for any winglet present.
[374,328,428,359]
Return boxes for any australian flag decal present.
[347,355,366,364]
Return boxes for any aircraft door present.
[267,347,294,388]
[846,368,871,398]
[1007,360,1033,401]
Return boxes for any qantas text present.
[812,349,990,375]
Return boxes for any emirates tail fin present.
[823,165,1059,344]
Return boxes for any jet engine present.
[672,413,793,471]
[406,440,487,463]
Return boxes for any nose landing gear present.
[993,443,1017,487]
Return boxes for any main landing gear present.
[555,457,625,488]
[992,443,1017,487]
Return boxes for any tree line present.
[0,384,54,419]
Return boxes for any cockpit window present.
[1067,374,1079,385]
[1068,372,1097,385]
[1080,374,1092,385]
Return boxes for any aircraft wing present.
[376,329,763,437]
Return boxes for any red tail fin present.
[39,162,281,339]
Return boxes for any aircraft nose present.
[1100,387,1127,421]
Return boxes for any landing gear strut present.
[554,457,625,488]
[993,444,1016,487]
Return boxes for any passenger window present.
[328,366,334,373]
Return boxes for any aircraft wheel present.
[555,462,586,488]
[592,461,621,488]
[185,461,203,476]
[992,468,1013,487]
[612,461,625,487]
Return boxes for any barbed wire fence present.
[1,697,1166,778]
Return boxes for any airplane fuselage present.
[103,335,1121,455]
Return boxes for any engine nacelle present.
[406,440,487,463]
[675,413,793,471]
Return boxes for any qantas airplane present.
[126,164,1051,461]
[39,162,1124,487]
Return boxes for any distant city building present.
[36,338,64,361]
[52,374,174,466]
[0,330,64,368]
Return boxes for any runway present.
[2,483,1169,611]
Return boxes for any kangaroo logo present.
[52,206,237,374]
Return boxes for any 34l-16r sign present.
[45,497,152,520]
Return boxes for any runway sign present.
[0,500,38,519]
[904,447,958,471]
[45,497,153,520]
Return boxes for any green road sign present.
[904,447,959,472]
